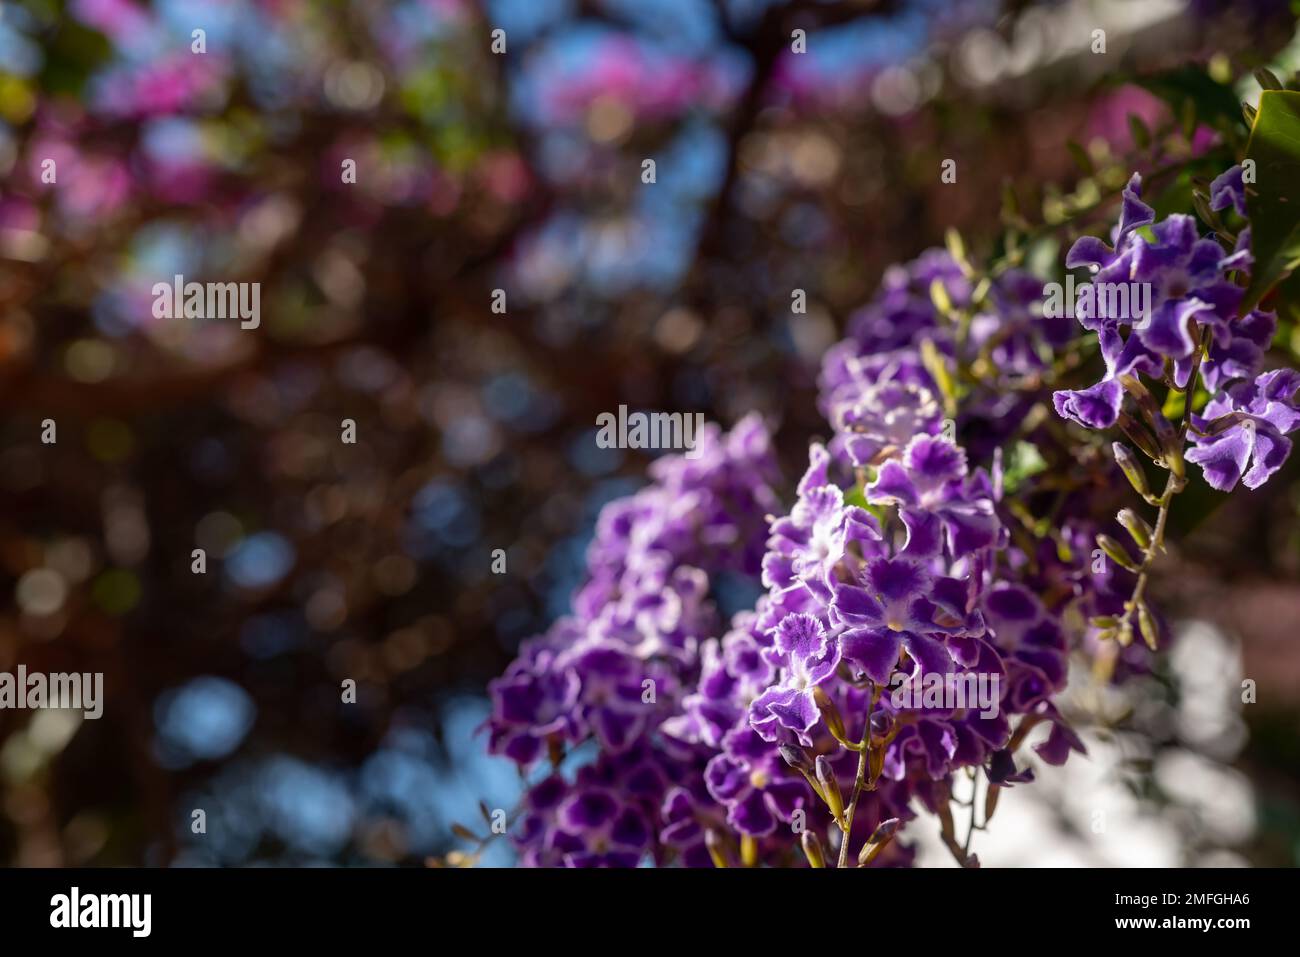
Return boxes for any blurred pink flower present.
[62,157,133,218]
[94,55,230,118]
[143,157,218,205]
[72,0,153,47]
[478,152,531,204]
[1085,85,1170,153]
[538,38,739,125]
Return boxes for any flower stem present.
[836,684,878,868]
[1116,332,1211,654]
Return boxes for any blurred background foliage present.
[0,0,1297,866]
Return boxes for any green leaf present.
[1275,269,1300,331]
[1255,67,1284,92]
[1066,140,1093,176]
[945,227,972,277]
[919,338,957,417]
[1128,113,1151,150]
[1242,90,1300,311]
[929,277,953,316]
[1135,67,1244,136]
[1002,441,1047,494]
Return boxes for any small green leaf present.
[1003,441,1047,494]
[1255,67,1284,91]
[919,338,958,417]
[930,277,953,316]
[1161,388,1187,422]
[945,227,973,277]
[1242,90,1300,311]
[1066,140,1093,175]
[1128,113,1151,150]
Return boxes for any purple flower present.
[981,584,1068,697]
[658,784,716,867]
[1209,164,1247,217]
[1129,215,1244,363]
[1031,705,1088,766]
[763,445,881,602]
[663,613,775,749]
[484,173,1292,867]
[487,649,581,766]
[820,344,943,468]
[565,643,657,752]
[1053,377,1124,430]
[866,435,1002,559]
[748,613,841,739]
[846,248,970,353]
[1201,308,1276,391]
[884,718,959,780]
[839,379,945,468]
[1053,167,1269,433]
[554,785,653,867]
[1065,173,1154,278]
[703,727,809,836]
[968,269,1070,377]
[830,557,985,685]
[1187,368,1300,490]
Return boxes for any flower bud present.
[867,817,900,845]
[801,830,826,868]
[1116,508,1154,551]
[858,817,901,867]
[1116,618,1135,647]
[1112,442,1152,499]
[1097,534,1140,572]
[868,743,886,785]
[869,709,894,740]
[815,755,845,826]
[778,743,814,775]
[813,686,848,745]
[1137,601,1160,651]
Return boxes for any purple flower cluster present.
[486,415,785,865]
[844,248,971,353]
[486,163,1287,867]
[1052,167,1299,492]
[1187,368,1300,490]
[490,268,1087,864]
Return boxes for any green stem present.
[836,685,877,869]
[1122,331,1211,632]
